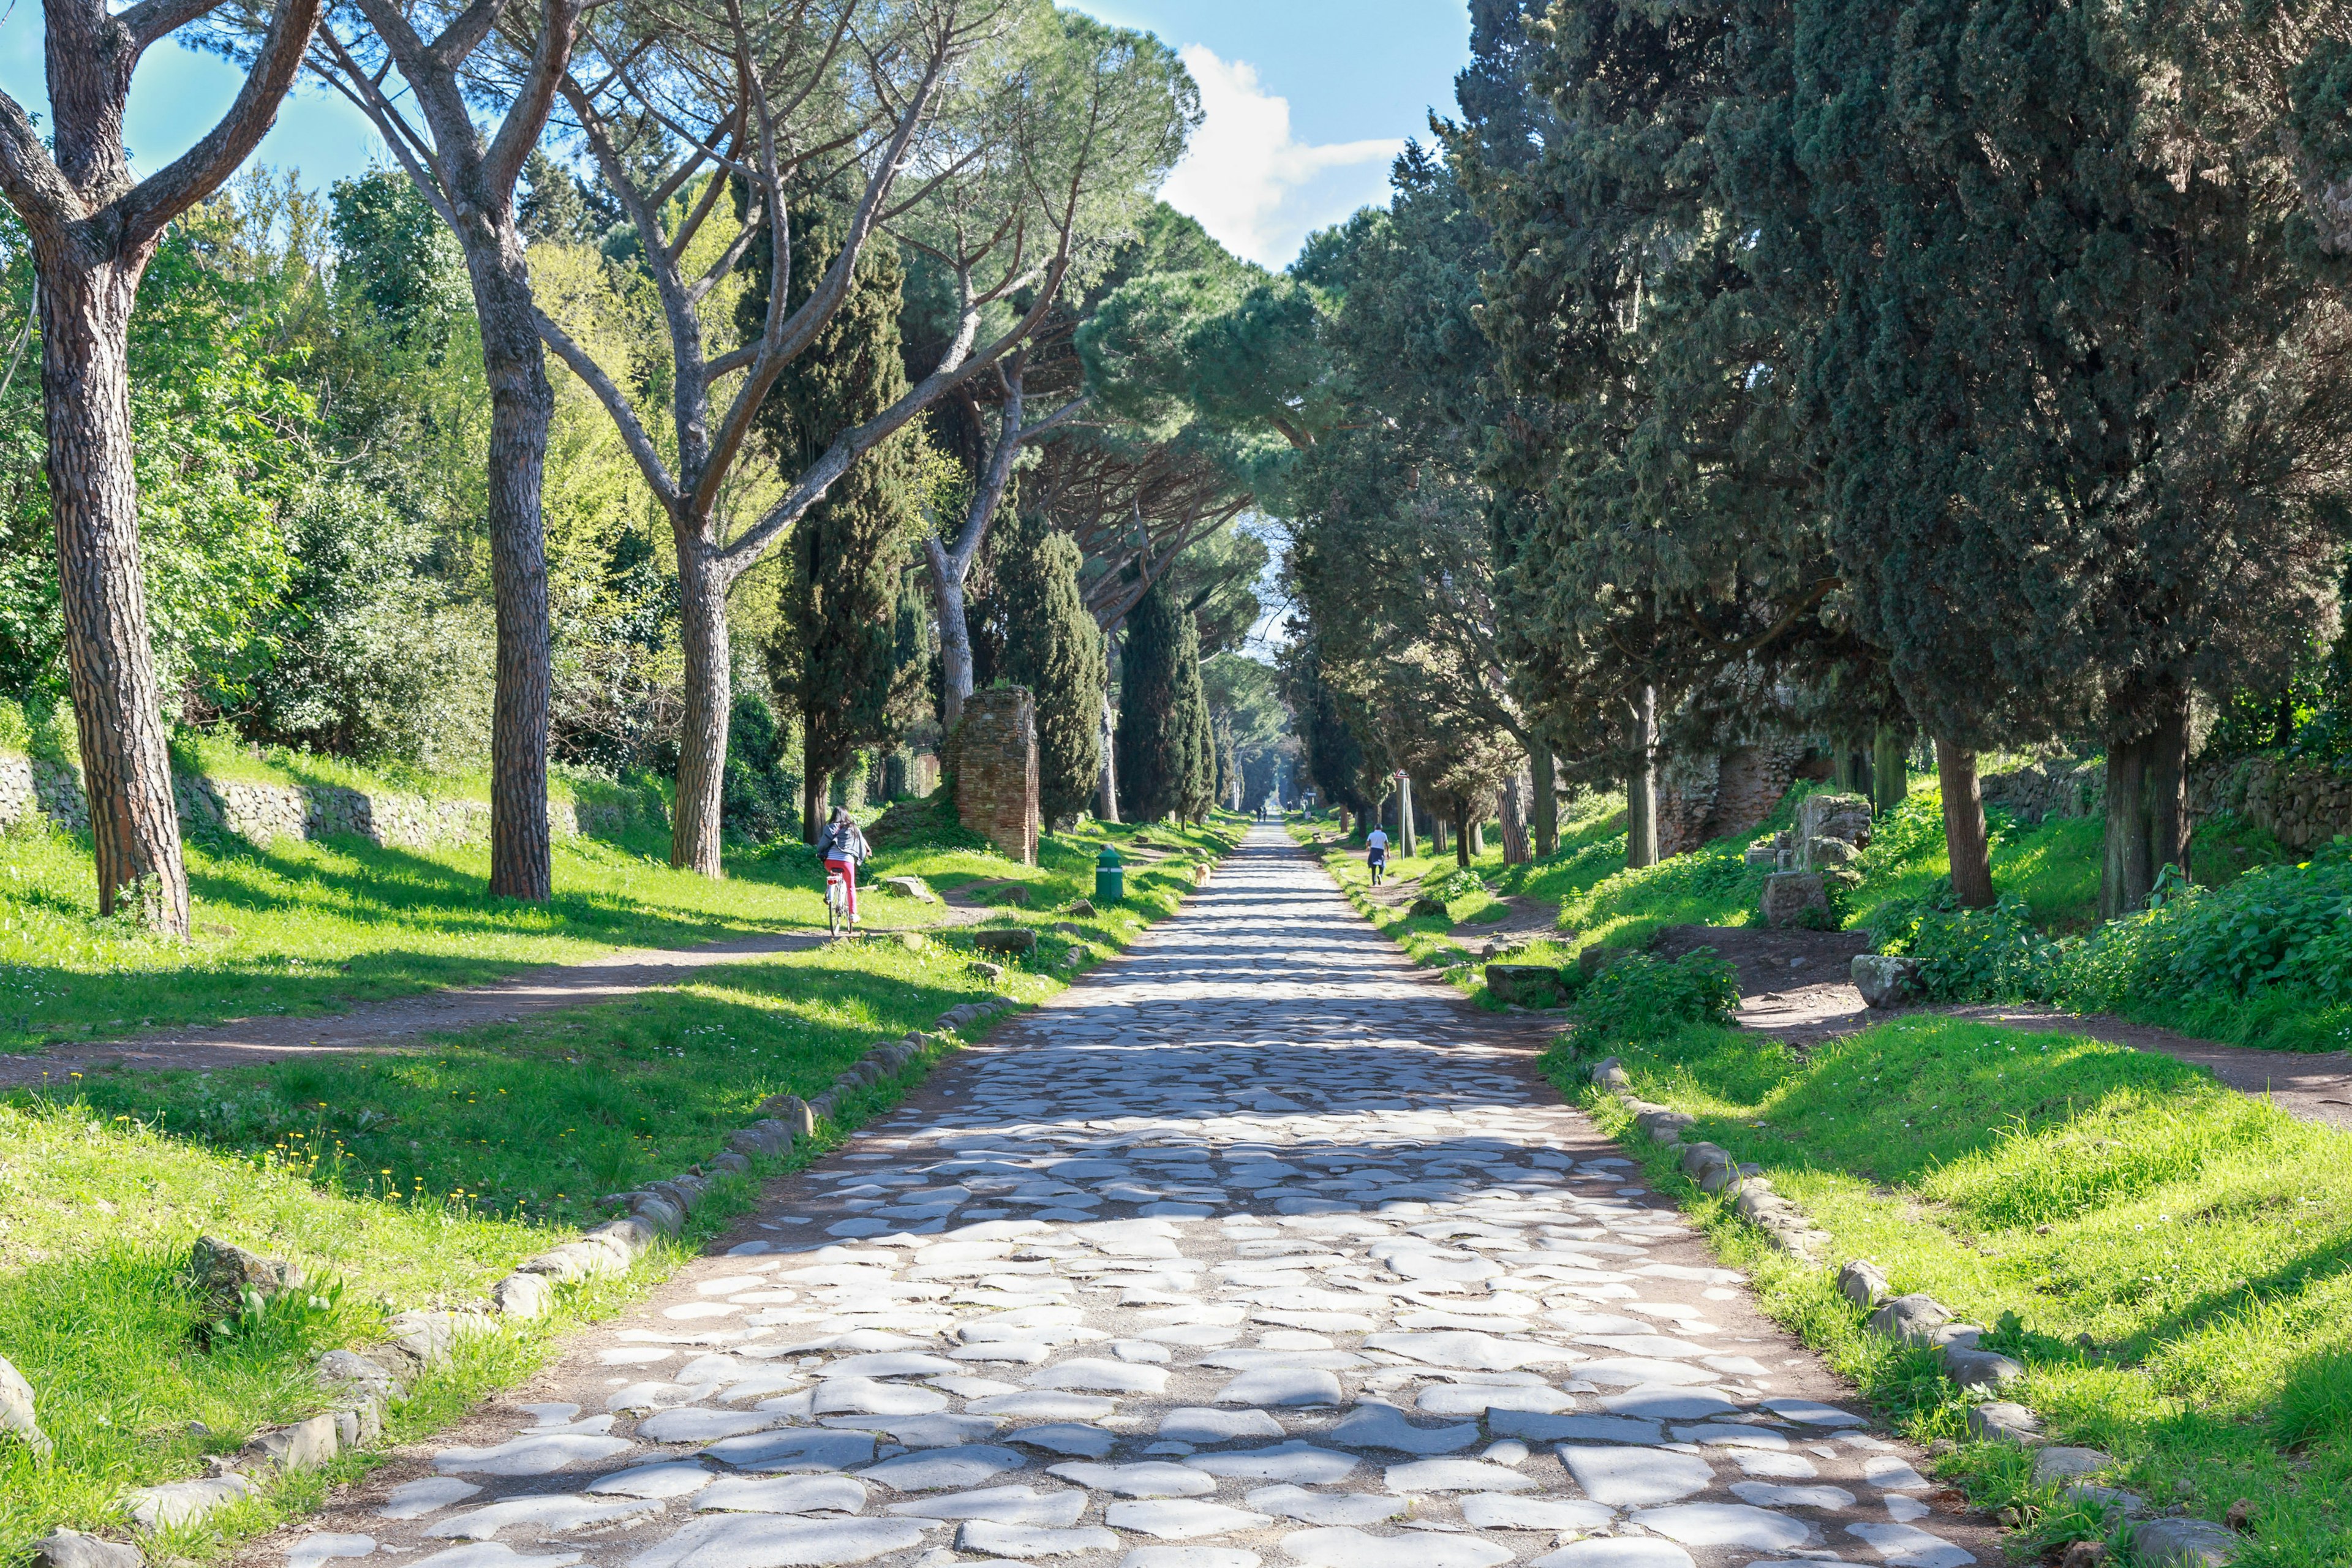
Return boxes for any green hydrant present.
[1095,845,1125,905]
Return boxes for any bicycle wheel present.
[827,881,843,937]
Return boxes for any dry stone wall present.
[1980,756,2105,824]
[0,751,637,850]
[2191,754,2352,853]
[1981,751,2352,853]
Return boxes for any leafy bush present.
[1871,840,2352,1019]
[723,692,801,845]
[1852,789,1947,876]
[1570,949,1741,1050]
[1900,897,2067,1002]
[1421,865,1485,902]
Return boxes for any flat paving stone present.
[245,827,1996,1568]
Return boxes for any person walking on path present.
[814,807,870,927]
[1364,823,1389,884]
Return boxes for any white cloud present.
[1159,45,1403,269]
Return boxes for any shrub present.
[1872,840,2352,1018]
[722,692,800,845]
[1422,866,1485,903]
[1570,949,1741,1051]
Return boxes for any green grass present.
[0,804,1239,1563]
[0,782,1218,1058]
[1550,1016,2352,1566]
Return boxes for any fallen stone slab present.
[973,927,1039,956]
[2134,1517,2240,1566]
[877,875,935,902]
[1851,952,1921,1008]
[1838,1259,1888,1310]
[124,1474,258,1530]
[1484,963,1565,1007]
[191,1235,302,1309]
[1868,1293,1953,1345]
[244,1412,341,1471]
[1965,1401,2041,1444]
[31,1532,142,1568]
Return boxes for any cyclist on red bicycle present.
[814,807,871,927]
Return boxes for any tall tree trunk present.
[2100,695,2190,919]
[1936,737,1996,908]
[1499,768,1531,864]
[1432,809,1450,858]
[927,538,974,730]
[1096,692,1120,821]
[1452,801,1471,867]
[802,754,826,848]
[1529,742,1557,858]
[474,251,555,901]
[1465,802,1485,862]
[43,255,189,935]
[1625,685,1659,869]
[1397,775,1418,858]
[1872,725,1909,816]
[1837,746,1872,797]
[671,545,731,875]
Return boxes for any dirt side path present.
[0,905,984,1092]
[1648,923,2352,1133]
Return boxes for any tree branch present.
[484,0,589,200]
[119,0,326,248]
[0,92,80,227]
[120,0,227,53]
[535,306,680,503]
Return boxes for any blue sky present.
[0,2,1469,271]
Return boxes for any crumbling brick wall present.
[954,688,1039,865]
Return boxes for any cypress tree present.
[744,197,927,842]
[1791,0,2352,916]
[1176,611,1215,821]
[997,507,1107,825]
[1115,577,1197,821]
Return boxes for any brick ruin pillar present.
[952,687,1039,865]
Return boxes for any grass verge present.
[0,811,1238,1563]
[1544,1016,2352,1567]
[0,786,1208,1059]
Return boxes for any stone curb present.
[1583,1056,1836,1262]
[1580,1057,2239,1568]
[1839,1278,2236,1564]
[36,992,1027,1564]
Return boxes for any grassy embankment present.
[1302,785,2101,984]
[0,756,1238,1563]
[1300,774,2345,1051]
[1541,1014,2352,1567]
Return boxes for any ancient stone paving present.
[260,826,1998,1568]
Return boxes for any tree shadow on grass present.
[48,951,989,1230]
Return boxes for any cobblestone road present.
[268,826,1997,1568]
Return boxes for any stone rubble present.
[246,826,1999,1568]
[1,1349,50,1456]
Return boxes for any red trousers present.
[824,858,858,919]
